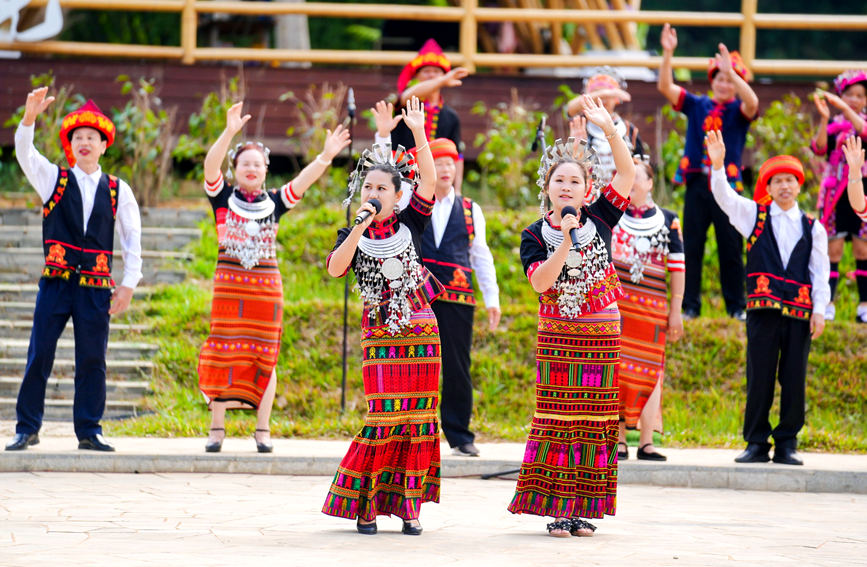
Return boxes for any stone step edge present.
[0,454,862,493]
[0,226,202,235]
[0,319,151,333]
[5,248,194,260]
[0,397,141,408]
[0,338,157,350]
[0,376,150,389]
[0,358,155,369]
[0,283,156,296]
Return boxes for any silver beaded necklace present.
[616,206,670,283]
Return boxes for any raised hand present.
[442,67,470,88]
[582,96,616,135]
[225,101,251,135]
[714,43,733,78]
[842,135,865,172]
[660,23,677,53]
[371,100,403,137]
[569,113,587,141]
[822,91,850,111]
[705,129,726,170]
[322,123,351,161]
[813,91,831,120]
[401,96,426,133]
[22,87,56,126]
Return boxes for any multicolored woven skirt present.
[197,254,283,409]
[508,302,620,520]
[323,307,442,522]
[617,271,668,431]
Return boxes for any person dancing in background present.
[567,66,646,192]
[658,23,759,321]
[322,97,441,536]
[842,136,867,223]
[198,102,350,453]
[391,38,468,196]
[612,157,685,462]
[810,71,867,323]
[508,96,635,537]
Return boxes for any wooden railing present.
[2,0,866,75]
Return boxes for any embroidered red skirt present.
[323,307,441,522]
[198,254,283,409]
[508,301,620,520]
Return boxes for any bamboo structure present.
[2,0,866,75]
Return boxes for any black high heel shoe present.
[255,429,273,453]
[205,428,224,453]
[402,520,423,536]
[356,518,377,535]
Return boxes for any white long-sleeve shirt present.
[430,188,500,310]
[15,123,143,289]
[710,167,830,315]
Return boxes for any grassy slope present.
[108,206,867,451]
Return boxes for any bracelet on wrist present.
[605,131,618,140]
[849,177,861,183]
[415,141,429,154]
[316,154,332,166]
[672,293,684,299]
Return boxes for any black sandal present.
[637,443,667,461]
[254,428,273,453]
[205,428,224,453]
[570,518,597,537]
[546,519,572,538]
[617,441,629,460]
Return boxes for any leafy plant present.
[469,88,546,209]
[279,82,350,206]
[108,76,177,207]
[172,74,246,180]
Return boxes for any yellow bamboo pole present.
[739,0,757,70]
[460,0,478,72]
[753,14,867,30]
[473,8,745,25]
[197,1,464,20]
[0,40,184,58]
[25,0,183,10]
[192,47,468,66]
[181,0,196,64]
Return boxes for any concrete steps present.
[0,207,207,422]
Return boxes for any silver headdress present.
[536,137,599,217]
[343,142,419,208]
[226,141,271,182]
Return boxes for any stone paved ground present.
[1,473,865,567]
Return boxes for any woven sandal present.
[570,518,597,537]
[546,519,572,538]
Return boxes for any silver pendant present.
[634,236,651,253]
[244,220,261,236]
[565,250,581,268]
[567,268,580,277]
[381,257,404,280]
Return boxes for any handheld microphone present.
[561,206,580,249]
[347,88,356,120]
[530,115,547,152]
[354,198,382,225]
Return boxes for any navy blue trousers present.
[432,301,476,448]
[16,278,111,439]
[744,309,811,450]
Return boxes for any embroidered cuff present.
[526,260,544,281]
[410,191,435,216]
[204,173,224,197]
[673,87,687,112]
[326,251,350,277]
[667,252,686,272]
[809,139,827,157]
[281,182,300,209]
[602,184,629,211]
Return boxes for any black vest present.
[745,205,814,320]
[421,196,476,305]
[42,167,118,288]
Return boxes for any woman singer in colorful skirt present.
[198,102,350,453]
[322,97,442,536]
[508,96,635,537]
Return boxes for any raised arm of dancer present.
[373,100,403,140]
[204,102,250,185]
[812,92,831,152]
[668,270,685,341]
[527,216,580,293]
[716,43,758,118]
[286,125,351,198]
[583,96,635,197]
[657,23,682,107]
[706,130,755,237]
[399,67,469,105]
[823,90,867,135]
[403,96,436,202]
[843,135,867,217]
[15,87,58,201]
